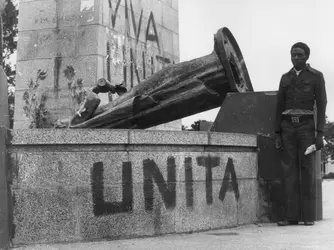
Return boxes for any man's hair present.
[291,42,310,58]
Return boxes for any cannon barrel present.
[70,27,253,129]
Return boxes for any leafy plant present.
[2,0,18,128]
[183,120,213,131]
[323,172,334,179]
[323,118,334,164]
[22,70,52,128]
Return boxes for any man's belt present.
[282,114,314,123]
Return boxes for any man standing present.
[275,42,327,226]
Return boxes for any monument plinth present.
[14,0,180,130]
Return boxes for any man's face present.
[291,47,308,70]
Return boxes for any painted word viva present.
[91,156,240,216]
[106,0,174,88]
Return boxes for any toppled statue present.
[69,27,254,129]
[70,79,127,126]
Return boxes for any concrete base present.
[8,129,258,246]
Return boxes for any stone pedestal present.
[14,0,181,130]
[8,129,258,245]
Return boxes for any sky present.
[178,0,334,127]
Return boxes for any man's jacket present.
[275,64,327,133]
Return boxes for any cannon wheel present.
[214,27,253,92]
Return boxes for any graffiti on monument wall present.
[21,0,178,125]
[28,0,176,89]
[30,0,176,90]
[107,0,176,89]
[90,155,240,216]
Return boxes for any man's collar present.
[288,64,310,76]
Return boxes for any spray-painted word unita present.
[90,155,240,217]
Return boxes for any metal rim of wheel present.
[214,27,254,93]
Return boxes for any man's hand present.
[315,132,324,150]
[275,133,283,151]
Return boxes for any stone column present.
[14,0,180,130]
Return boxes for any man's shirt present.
[275,64,327,133]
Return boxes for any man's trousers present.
[280,118,316,222]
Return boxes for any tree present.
[2,0,18,128]
[323,117,334,164]
[182,119,213,131]
[190,120,202,131]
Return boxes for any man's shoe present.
[277,220,299,226]
[304,221,314,226]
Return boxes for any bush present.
[323,172,334,179]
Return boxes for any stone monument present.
[14,0,181,130]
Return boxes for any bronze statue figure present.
[70,27,254,129]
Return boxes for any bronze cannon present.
[70,27,254,129]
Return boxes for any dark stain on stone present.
[156,55,171,64]
[57,161,64,174]
[5,129,13,145]
[6,154,16,184]
[10,190,16,240]
[53,56,62,98]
